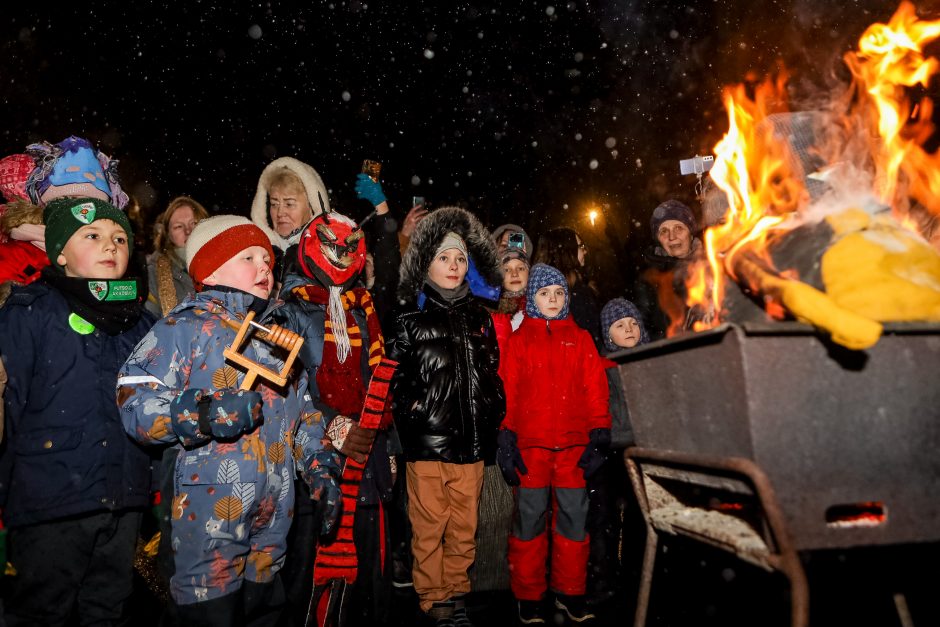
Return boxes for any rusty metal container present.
[612,322,940,551]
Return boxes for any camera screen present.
[507,232,526,250]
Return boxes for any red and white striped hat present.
[185,215,275,288]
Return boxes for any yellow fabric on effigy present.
[821,208,940,323]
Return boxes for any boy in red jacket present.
[497,263,611,625]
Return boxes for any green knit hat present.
[43,197,134,268]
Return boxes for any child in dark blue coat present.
[0,197,155,625]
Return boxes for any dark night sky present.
[2,0,935,296]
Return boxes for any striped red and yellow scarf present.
[290,285,386,416]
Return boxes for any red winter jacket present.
[500,315,611,450]
[0,240,48,285]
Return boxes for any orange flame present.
[845,0,940,220]
[679,2,940,333]
[682,74,799,329]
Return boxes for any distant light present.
[589,209,599,226]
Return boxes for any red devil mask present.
[298,211,366,289]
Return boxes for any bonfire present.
[683,0,940,349]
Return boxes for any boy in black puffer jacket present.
[388,206,506,627]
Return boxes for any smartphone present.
[508,231,526,251]
[412,196,426,210]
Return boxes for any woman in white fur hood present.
[250,156,331,251]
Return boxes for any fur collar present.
[1,200,43,235]
[397,205,502,304]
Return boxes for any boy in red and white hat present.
[118,215,342,624]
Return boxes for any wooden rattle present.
[221,310,305,390]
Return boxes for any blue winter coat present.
[117,289,326,604]
[0,281,155,528]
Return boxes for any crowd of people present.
[0,135,704,627]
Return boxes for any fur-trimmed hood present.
[250,157,331,251]
[397,205,502,304]
[1,200,43,236]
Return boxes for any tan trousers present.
[406,460,484,612]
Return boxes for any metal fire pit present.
[615,321,940,550]
[612,322,940,627]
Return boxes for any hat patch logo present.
[72,202,96,224]
[89,281,108,301]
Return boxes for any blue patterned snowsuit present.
[118,289,327,606]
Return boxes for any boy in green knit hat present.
[0,197,155,624]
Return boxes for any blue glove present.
[304,449,343,535]
[466,256,501,305]
[496,429,528,487]
[170,388,263,446]
[354,173,386,207]
[577,427,611,479]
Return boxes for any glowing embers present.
[825,502,887,529]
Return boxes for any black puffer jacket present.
[389,283,505,464]
[389,205,506,464]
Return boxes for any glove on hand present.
[326,415,378,464]
[496,429,528,487]
[577,427,611,479]
[340,423,378,464]
[354,173,386,207]
[170,388,263,446]
[304,448,343,535]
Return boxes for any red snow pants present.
[508,446,590,600]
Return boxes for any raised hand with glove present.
[496,428,528,486]
[169,388,263,446]
[577,427,611,479]
[304,448,344,535]
[354,173,387,209]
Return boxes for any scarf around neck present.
[290,284,386,370]
[42,266,143,335]
[425,278,470,304]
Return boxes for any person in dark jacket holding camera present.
[388,206,506,627]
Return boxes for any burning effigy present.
[677,1,940,350]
